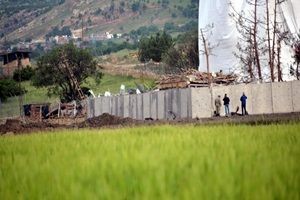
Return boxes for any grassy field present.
[0,124,299,199]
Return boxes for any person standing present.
[214,95,222,116]
[223,94,230,116]
[240,92,248,115]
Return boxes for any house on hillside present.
[0,50,31,77]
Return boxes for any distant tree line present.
[91,41,138,56]
[138,29,198,73]
[46,26,72,39]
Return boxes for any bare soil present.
[1,113,300,135]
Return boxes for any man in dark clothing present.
[223,94,230,116]
[240,92,248,115]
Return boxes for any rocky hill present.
[0,0,198,43]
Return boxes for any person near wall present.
[214,95,222,116]
[223,94,230,117]
[240,92,248,115]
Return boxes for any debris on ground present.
[156,69,237,90]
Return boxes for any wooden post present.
[17,53,24,121]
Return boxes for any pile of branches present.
[156,69,237,90]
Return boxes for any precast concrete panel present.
[129,95,137,119]
[291,81,300,112]
[157,91,165,119]
[250,83,273,114]
[110,96,117,116]
[150,92,158,119]
[272,82,293,113]
[228,84,253,115]
[179,89,189,119]
[94,97,103,117]
[117,96,124,117]
[102,97,111,114]
[187,88,192,118]
[87,98,95,118]
[123,95,130,118]
[164,90,174,120]
[143,92,151,119]
[171,89,180,119]
[191,87,212,118]
[137,94,143,120]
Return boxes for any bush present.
[138,32,173,62]
[13,66,35,82]
[0,78,26,102]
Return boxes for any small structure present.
[23,103,50,121]
[0,50,31,77]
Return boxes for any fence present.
[86,80,300,120]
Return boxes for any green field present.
[0,124,299,199]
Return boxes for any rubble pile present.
[156,69,237,90]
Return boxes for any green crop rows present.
[0,124,299,199]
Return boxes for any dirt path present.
[1,113,300,135]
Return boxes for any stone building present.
[0,50,31,77]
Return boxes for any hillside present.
[0,0,198,43]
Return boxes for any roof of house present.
[0,50,31,57]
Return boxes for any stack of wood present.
[156,74,189,90]
[156,69,237,90]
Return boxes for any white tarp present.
[198,0,300,80]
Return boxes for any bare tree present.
[199,24,217,85]
[266,0,274,81]
[292,36,300,80]
[230,0,264,81]
[231,0,289,82]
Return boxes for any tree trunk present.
[297,63,300,80]
[266,0,274,81]
[249,28,254,79]
[253,0,262,80]
[272,0,278,81]
[277,39,283,82]
[200,29,211,85]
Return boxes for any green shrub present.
[0,78,26,102]
[13,66,35,82]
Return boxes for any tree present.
[231,0,287,82]
[0,78,25,102]
[293,38,300,80]
[164,29,198,73]
[138,32,173,62]
[32,44,102,102]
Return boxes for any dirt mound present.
[79,113,139,128]
[0,114,138,135]
[0,119,62,135]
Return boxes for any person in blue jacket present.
[240,92,248,115]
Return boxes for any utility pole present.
[81,17,84,42]
[200,27,214,117]
[17,52,24,121]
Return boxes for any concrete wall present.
[88,80,300,120]
[88,88,192,120]
[191,80,300,118]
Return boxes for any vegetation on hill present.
[0,0,198,43]
[0,0,65,39]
